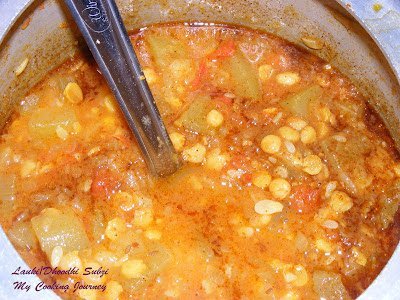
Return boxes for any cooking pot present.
[0,0,399,299]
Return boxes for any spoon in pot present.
[63,0,180,176]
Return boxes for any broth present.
[0,24,399,299]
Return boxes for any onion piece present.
[0,173,16,203]
[379,179,400,229]
[313,270,351,300]
[31,208,89,259]
[321,141,357,195]
[8,221,38,250]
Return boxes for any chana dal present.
[1,24,400,299]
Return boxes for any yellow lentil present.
[252,171,272,189]
[279,126,300,143]
[143,68,158,84]
[276,72,300,85]
[269,178,291,199]
[329,191,353,213]
[182,143,206,163]
[300,126,317,144]
[302,154,323,175]
[261,135,282,154]
[121,259,147,279]
[258,64,274,81]
[206,109,224,127]
[64,82,83,104]
[169,132,186,152]
[105,217,126,240]
[301,36,324,50]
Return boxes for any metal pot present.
[0,0,399,299]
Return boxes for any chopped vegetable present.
[91,168,121,200]
[175,95,213,134]
[145,243,172,274]
[0,173,16,203]
[313,271,351,300]
[280,85,322,119]
[379,179,400,229]
[191,59,208,89]
[214,95,233,106]
[31,208,89,259]
[222,50,262,101]
[290,185,321,214]
[321,135,373,196]
[147,35,189,68]
[8,221,38,250]
[28,106,77,139]
[208,39,236,59]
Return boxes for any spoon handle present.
[63,0,180,176]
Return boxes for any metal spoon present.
[63,0,180,176]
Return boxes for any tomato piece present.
[191,59,208,89]
[230,154,246,169]
[191,40,236,89]
[208,39,236,59]
[289,184,321,214]
[113,134,131,149]
[91,168,121,200]
[65,141,78,154]
[264,51,284,67]
[229,155,253,178]
[241,173,252,184]
[214,96,233,106]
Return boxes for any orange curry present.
[0,24,400,299]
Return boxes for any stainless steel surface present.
[0,0,34,43]
[64,0,179,176]
[0,0,399,299]
[338,0,400,85]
